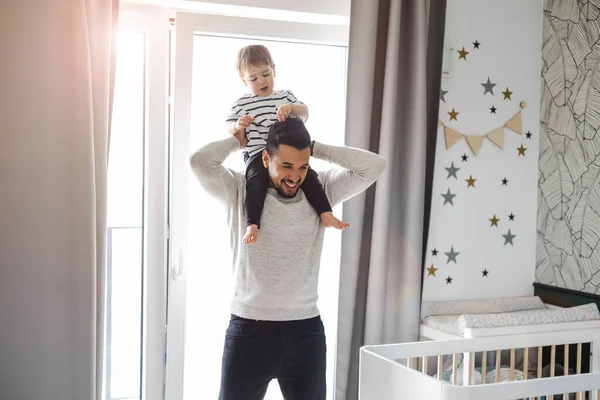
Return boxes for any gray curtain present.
[335,0,447,398]
[0,1,118,399]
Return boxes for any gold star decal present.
[466,175,476,188]
[502,87,513,100]
[457,47,469,60]
[448,108,459,121]
[426,264,438,277]
[489,214,500,227]
[517,144,527,156]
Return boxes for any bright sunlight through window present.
[106,30,145,400]
[182,35,348,400]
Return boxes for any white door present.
[166,12,349,400]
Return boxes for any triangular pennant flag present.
[486,128,505,148]
[505,111,523,134]
[444,127,463,149]
[465,135,485,155]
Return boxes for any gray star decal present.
[441,189,456,206]
[481,77,496,95]
[445,162,460,179]
[502,229,516,246]
[445,246,460,264]
[440,89,448,102]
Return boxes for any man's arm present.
[312,141,386,207]
[189,135,242,207]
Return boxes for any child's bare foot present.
[243,224,259,244]
[320,211,350,230]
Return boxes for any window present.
[106,30,146,400]
[106,8,169,400]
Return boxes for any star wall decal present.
[502,177,509,186]
[525,131,532,139]
[445,162,460,179]
[426,264,438,277]
[509,213,515,221]
[517,144,527,156]
[481,77,496,95]
[502,229,516,246]
[503,87,513,100]
[431,248,439,256]
[466,175,476,188]
[448,108,459,121]
[445,246,460,264]
[482,269,489,277]
[441,189,456,206]
[441,89,448,102]
[490,105,497,114]
[457,47,469,60]
[489,214,500,227]
[473,40,481,49]
[446,276,453,284]
[461,154,469,162]
[442,188,456,206]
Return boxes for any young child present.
[226,44,348,244]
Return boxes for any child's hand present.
[235,115,255,132]
[277,104,294,122]
[234,130,248,148]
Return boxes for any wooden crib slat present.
[523,347,529,381]
[452,353,458,385]
[551,344,556,377]
[563,344,569,400]
[437,355,443,380]
[549,345,556,400]
[564,344,569,375]
[576,343,582,374]
[509,348,515,381]
[467,352,473,386]
[421,355,428,374]
[481,351,487,384]
[537,346,542,400]
[576,343,582,400]
[495,349,501,383]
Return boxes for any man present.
[189,117,386,400]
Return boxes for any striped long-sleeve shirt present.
[226,89,307,157]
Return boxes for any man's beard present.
[273,178,299,198]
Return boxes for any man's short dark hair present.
[266,118,312,156]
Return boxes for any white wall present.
[422,0,543,302]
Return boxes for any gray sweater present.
[189,136,386,321]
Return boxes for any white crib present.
[359,323,600,400]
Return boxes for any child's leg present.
[244,153,269,243]
[301,167,349,230]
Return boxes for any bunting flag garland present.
[439,101,526,156]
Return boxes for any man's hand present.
[235,115,255,132]
[234,130,248,148]
[277,104,294,122]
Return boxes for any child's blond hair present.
[236,45,275,76]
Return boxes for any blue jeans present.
[218,314,327,400]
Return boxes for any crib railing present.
[405,341,592,399]
[360,327,600,400]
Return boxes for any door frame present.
[165,11,349,400]
[114,6,170,400]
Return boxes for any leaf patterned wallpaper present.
[537,0,600,293]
